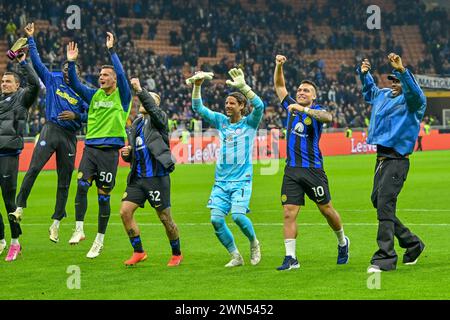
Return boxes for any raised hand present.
[185,71,214,86]
[361,59,371,73]
[130,78,142,92]
[225,68,246,89]
[276,55,287,66]
[388,53,405,72]
[66,41,78,61]
[24,22,34,37]
[106,32,114,49]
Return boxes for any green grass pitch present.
[1,150,449,300]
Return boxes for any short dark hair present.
[3,71,20,83]
[300,80,318,94]
[227,92,248,116]
[61,60,80,70]
[100,65,116,74]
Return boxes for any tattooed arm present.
[287,103,332,123]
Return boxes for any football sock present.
[11,238,19,245]
[98,194,111,234]
[76,221,84,231]
[0,239,6,246]
[231,213,256,242]
[95,233,104,243]
[284,239,296,259]
[129,236,144,253]
[211,214,237,253]
[335,228,346,246]
[51,219,60,229]
[170,238,181,256]
[75,180,90,221]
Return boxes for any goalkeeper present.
[65,33,131,259]
[187,68,264,267]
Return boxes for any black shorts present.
[281,166,331,206]
[78,146,119,190]
[122,175,171,210]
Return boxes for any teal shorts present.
[207,180,252,215]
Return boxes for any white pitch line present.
[19,222,450,227]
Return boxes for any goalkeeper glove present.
[185,71,214,85]
[225,68,255,99]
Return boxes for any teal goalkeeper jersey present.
[192,96,265,182]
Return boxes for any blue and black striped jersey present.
[281,95,324,168]
[134,119,169,178]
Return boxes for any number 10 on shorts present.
[312,186,325,197]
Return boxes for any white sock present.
[335,228,346,246]
[52,220,60,228]
[11,238,19,245]
[95,233,105,243]
[76,221,84,231]
[284,239,296,258]
[251,238,259,247]
[0,239,6,245]
[230,248,240,256]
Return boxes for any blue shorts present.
[207,180,252,215]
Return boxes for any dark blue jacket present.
[28,36,88,132]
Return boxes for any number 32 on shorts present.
[148,190,161,202]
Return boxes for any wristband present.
[304,107,310,114]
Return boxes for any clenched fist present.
[388,53,405,72]
[276,55,287,66]
[130,78,142,92]
[361,59,371,73]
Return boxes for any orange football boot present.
[124,251,147,266]
[167,254,183,267]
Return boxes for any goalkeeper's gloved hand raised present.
[185,71,214,85]
[226,68,255,99]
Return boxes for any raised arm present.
[186,71,226,127]
[130,78,166,130]
[357,58,381,104]
[226,67,264,128]
[66,41,96,103]
[106,32,131,111]
[24,22,52,84]
[274,55,289,102]
[388,53,426,111]
[18,56,40,109]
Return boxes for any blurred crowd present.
[0,0,447,136]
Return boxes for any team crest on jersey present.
[136,136,143,146]
[77,172,83,179]
[226,134,234,142]
[294,122,305,133]
[304,117,312,125]
[40,140,46,147]
[281,194,287,202]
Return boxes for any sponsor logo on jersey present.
[93,101,114,109]
[56,88,78,105]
